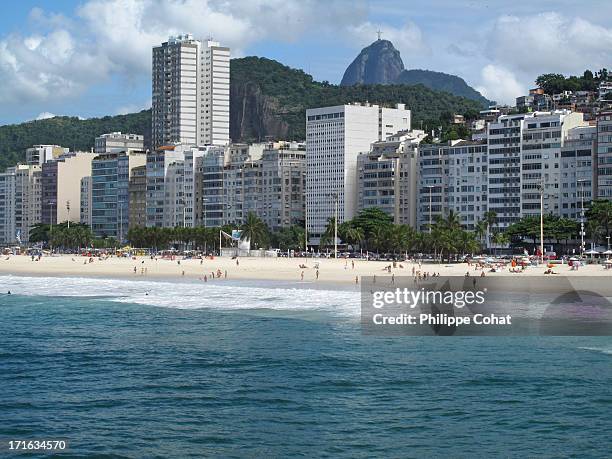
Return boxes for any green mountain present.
[0,56,484,170]
[396,69,491,107]
[0,111,151,170]
[229,56,484,141]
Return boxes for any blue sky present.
[1,0,611,125]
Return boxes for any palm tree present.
[492,231,509,256]
[474,220,487,247]
[343,225,364,249]
[241,212,269,248]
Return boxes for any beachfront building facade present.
[41,152,97,225]
[128,165,147,228]
[596,111,612,199]
[145,146,186,228]
[417,143,449,232]
[446,140,488,230]
[152,34,230,149]
[80,176,92,227]
[519,111,587,219]
[357,130,425,227]
[486,113,524,230]
[95,132,145,154]
[0,171,15,244]
[259,143,306,231]
[560,126,596,220]
[91,151,146,240]
[0,165,42,245]
[26,145,68,166]
[306,103,411,240]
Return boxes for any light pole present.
[607,236,610,252]
[426,185,434,233]
[539,180,544,265]
[577,178,587,257]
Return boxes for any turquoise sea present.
[0,275,611,458]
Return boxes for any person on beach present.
[355,276,358,284]
[133,266,137,274]
[352,260,355,269]
[316,269,319,280]
[224,270,227,279]
[301,270,304,281]
[182,270,185,276]
[204,275,207,282]
[236,259,239,266]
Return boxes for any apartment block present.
[80,176,92,226]
[357,130,425,227]
[41,152,97,225]
[91,151,146,240]
[560,126,596,219]
[152,34,230,149]
[306,103,411,239]
[417,140,488,231]
[145,146,186,228]
[596,111,612,199]
[128,165,147,228]
[0,165,42,244]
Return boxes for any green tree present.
[240,212,269,248]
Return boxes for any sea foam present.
[0,275,361,317]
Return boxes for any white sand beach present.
[0,254,610,285]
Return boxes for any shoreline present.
[1,254,611,288]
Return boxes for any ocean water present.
[1,275,611,458]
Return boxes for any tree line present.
[25,201,612,256]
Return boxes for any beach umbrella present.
[585,249,600,254]
[604,250,612,255]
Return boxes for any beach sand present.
[0,254,610,285]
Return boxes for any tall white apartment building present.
[200,41,230,146]
[486,114,524,230]
[152,34,230,149]
[95,132,144,154]
[306,103,411,238]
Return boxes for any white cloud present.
[486,12,612,76]
[36,112,56,120]
[0,0,369,114]
[476,64,526,105]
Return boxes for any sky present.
[1,0,611,125]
